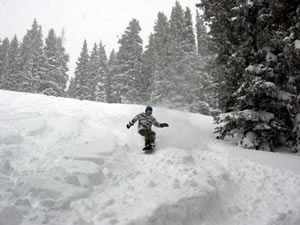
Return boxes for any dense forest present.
[0,1,214,115]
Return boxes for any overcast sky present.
[0,0,198,75]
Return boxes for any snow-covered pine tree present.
[169,1,185,53]
[141,34,156,103]
[56,36,69,96]
[198,0,300,151]
[95,41,108,102]
[86,43,100,101]
[183,7,196,54]
[167,2,201,111]
[70,40,90,100]
[66,77,76,98]
[149,12,170,105]
[41,29,57,95]
[0,38,10,88]
[196,10,210,57]
[106,49,117,103]
[188,10,217,115]
[41,29,68,96]
[18,19,46,93]
[1,36,20,91]
[180,6,204,112]
[114,19,143,104]
[163,1,186,108]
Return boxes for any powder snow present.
[0,90,300,225]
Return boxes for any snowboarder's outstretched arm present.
[126,114,141,129]
[152,117,169,128]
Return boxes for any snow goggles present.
[146,109,152,114]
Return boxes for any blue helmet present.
[145,106,153,115]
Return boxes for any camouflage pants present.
[138,129,156,146]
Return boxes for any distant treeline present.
[0,1,214,115]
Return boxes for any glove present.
[160,123,169,128]
[126,121,133,129]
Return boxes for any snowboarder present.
[126,106,169,151]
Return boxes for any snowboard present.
[143,144,155,153]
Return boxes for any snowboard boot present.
[143,139,152,150]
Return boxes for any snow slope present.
[0,90,300,225]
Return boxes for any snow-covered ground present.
[0,90,300,225]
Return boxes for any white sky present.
[0,0,198,76]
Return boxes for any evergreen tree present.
[18,19,45,93]
[87,43,100,101]
[0,38,10,88]
[183,7,196,54]
[188,55,215,115]
[150,12,170,104]
[145,2,186,108]
[41,29,69,96]
[114,19,143,104]
[141,34,156,103]
[167,2,197,109]
[56,36,69,95]
[106,49,117,103]
[196,10,210,57]
[95,41,108,102]
[67,77,76,98]
[191,10,217,114]
[1,36,20,91]
[70,40,90,100]
[198,0,300,150]
[179,7,201,111]
[169,1,186,56]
